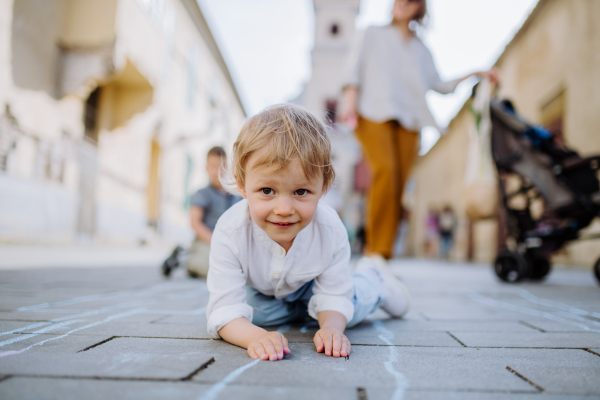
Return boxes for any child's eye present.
[261,188,274,195]
[294,189,308,196]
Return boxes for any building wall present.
[0,0,245,245]
[407,0,600,266]
[301,0,359,119]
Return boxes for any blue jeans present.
[245,272,383,328]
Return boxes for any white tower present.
[300,0,361,122]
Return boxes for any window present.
[84,87,101,144]
[330,23,339,36]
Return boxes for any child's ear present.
[236,177,247,199]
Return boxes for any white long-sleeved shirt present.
[343,24,460,131]
[205,199,354,337]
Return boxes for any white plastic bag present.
[464,78,498,220]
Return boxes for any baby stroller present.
[490,99,600,283]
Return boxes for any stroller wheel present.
[528,257,551,281]
[594,257,600,284]
[494,250,528,283]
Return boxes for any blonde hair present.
[229,104,335,192]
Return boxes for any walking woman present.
[341,0,496,260]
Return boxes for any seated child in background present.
[162,146,241,278]
[206,104,410,361]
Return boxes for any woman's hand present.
[340,87,359,129]
[460,67,500,86]
[471,67,499,85]
[478,67,500,85]
[314,326,351,358]
[247,331,291,361]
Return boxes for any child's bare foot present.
[314,327,351,358]
[247,331,291,361]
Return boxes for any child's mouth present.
[269,221,297,229]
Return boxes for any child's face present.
[206,155,225,188]
[238,150,325,252]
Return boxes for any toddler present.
[206,104,410,361]
[162,147,241,278]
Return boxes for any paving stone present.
[363,318,535,332]
[19,313,169,327]
[271,321,463,346]
[193,343,536,393]
[517,317,600,333]
[0,334,113,353]
[0,312,70,321]
[451,331,600,348]
[347,324,462,347]
[418,303,522,320]
[84,336,225,356]
[2,260,599,397]
[507,349,600,395]
[0,320,38,333]
[0,353,212,380]
[400,391,594,400]
[283,318,533,337]
[153,314,207,325]
[0,377,358,400]
[62,321,212,339]
[0,337,214,380]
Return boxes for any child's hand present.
[247,331,291,361]
[314,327,351,358]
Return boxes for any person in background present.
[438,205,456,259]
[424,207,439,258]
[162,146,241,278]
[340,0,497,264]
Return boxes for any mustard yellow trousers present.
[355,116,419,259]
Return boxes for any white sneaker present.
[355,256,410,318]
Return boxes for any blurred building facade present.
[0,0,245,245]
[297,0,360,120]
[405,0,600,266]
[293,0,365,237]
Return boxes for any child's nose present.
[274,196,294,215]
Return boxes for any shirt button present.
[273,272,280,278]
[277,248,283,255]
[278,286,283,291]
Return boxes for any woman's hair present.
[393,0,428,26]
[226,104,335,192]
[412,0,427,25]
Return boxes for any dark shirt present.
[190,186,242,231]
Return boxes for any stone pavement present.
[0,257,599,400]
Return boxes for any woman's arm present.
[457,68,499,86]
[425,44,499,94]
[340,86,359,129]
[340,29,370,129]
